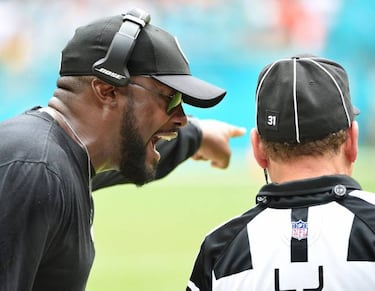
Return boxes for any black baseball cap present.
[256,55,359,143]
[59,13,226,108]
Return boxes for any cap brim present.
[152,75,226,108]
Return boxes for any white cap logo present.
[174,36,189,64]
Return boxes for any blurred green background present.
[87,148,375,290]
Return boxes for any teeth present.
[162,136,174,142]
[156,132,178,141]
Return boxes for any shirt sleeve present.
[187,240,213,291]
[92,118,202,191]
[0,161,63,290]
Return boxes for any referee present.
[186,55,375,291]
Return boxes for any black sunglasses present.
[129,81,183,114]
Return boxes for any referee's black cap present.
[255,55,359,143]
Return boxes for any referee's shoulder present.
[202,204,265,249]
[349,189,375,204]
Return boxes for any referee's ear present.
[344,121,359,164]
[251,128,268,169]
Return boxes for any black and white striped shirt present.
[187,175,375,291]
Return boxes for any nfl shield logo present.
[291,219,308,240]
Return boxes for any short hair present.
[261,130,347,162]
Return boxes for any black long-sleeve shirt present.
[0,108,201,291]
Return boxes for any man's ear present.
[91,78,118,106]
[345,121,359,163]
[250,128,268,169]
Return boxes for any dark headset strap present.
[92,8,151,86]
